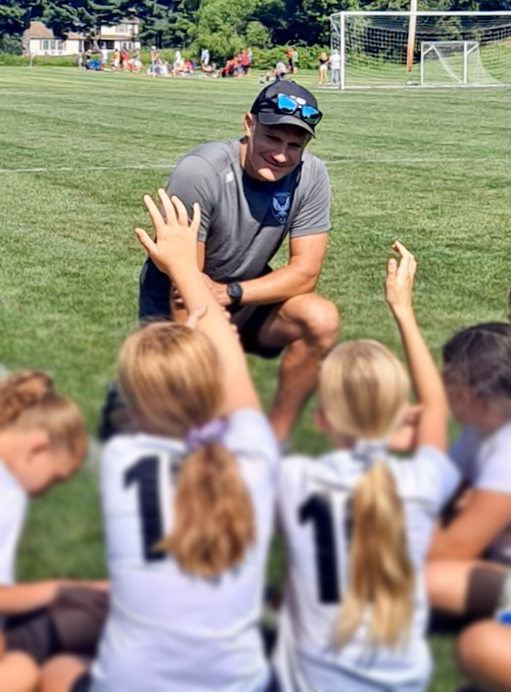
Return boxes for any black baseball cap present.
[250,80,322,137]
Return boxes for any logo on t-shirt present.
[271,192,291,224]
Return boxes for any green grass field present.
[1,65,510,689]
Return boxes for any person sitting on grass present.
[425,321,511,628]
[273,242,459,692]
[39,191,279,692]
[0,371,108,692]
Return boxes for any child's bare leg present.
[0,652,38,692]
[39,655,87,692]
[457,621,511,692]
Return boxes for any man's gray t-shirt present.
[139,139,330,319]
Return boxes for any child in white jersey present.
[273,242,459,692]
[425,322,511,628]
[40,191,279,692]
[0,370,106,692]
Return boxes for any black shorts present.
[71,672,93,692]
[229,302,283,359]
[4,607,60,664]
[4,587,108,664]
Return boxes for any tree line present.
[0,0,510,60]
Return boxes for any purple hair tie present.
[353,438,388,468]
[185,419,228,452]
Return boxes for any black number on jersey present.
[299,494,352,604]
[124,455,167,562]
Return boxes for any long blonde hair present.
[319,339,414,649]
[118,321,254,578]
[0,370,87,465]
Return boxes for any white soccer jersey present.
[273,446,460,692]
[91,409,279,692]
[0,461,28,627]
[450,421,511,561]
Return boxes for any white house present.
[23,19,140,57]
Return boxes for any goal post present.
[329,10,511,89]
[420,40,491,87]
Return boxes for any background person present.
[274,60,287,81]
[291,47,298,74]
[318,51,328,85]
[137,80,339,446]
[330,48,341,84]
[149,46,159,77]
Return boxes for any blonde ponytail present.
[118,322,256,578]
[159,442,255,577]
[319,340,414,650]
[335,460,414,649]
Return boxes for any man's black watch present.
[226,282,243,305]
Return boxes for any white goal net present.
[330,11,511,89]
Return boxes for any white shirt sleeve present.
[223,409,280,470]
[409,446,461,514]
[472,427,511,495]
[0,466,28,586]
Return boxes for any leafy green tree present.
[45,0,127,44]
[0,0,44,39]
[245,19,271,47]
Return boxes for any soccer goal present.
[329,10,511,89]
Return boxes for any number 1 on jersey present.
[299,493,352,605]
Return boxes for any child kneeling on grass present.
[0,370,108,692]
[426,321,511,628]
[39,191,279,692]
[273,242,459,692]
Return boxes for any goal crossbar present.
[331,11,511,18]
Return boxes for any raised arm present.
[385,241,448,451]
[135,190,260,414]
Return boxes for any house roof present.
[100,33,134,40]
[23,21,55,40]
[23,19,138,42]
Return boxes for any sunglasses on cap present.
[255,93,323,127]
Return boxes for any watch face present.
[228,282,243,301]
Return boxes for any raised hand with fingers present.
[385,240,417,316]
[384,240,447,452]
[134,189,200,277]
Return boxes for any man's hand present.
[202,274,231,307]
[172,274,231,308]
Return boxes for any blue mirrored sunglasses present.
[258,93,322,126]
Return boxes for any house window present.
[116,23,131,34]
[42,39,49,51]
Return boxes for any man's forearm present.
[238,264,319,305]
